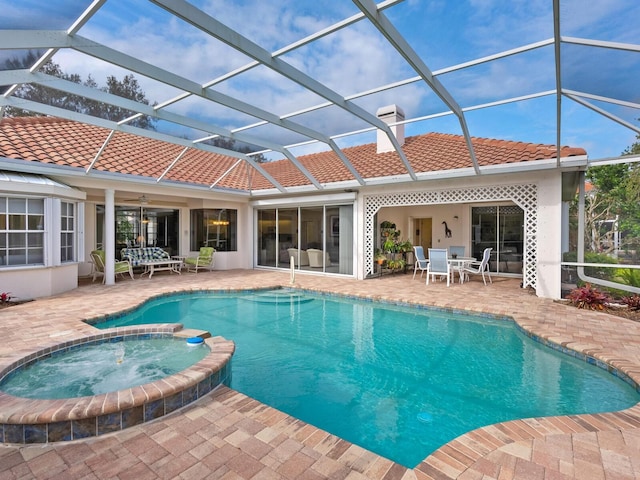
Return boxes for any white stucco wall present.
[535,171,563,299]
[2,264,78,300]
[378,204,470,252]
[79,198,253,275]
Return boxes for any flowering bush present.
[567,284,610,310]
[0,292,12,304]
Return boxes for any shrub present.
[567,284,610,310]
[0,292,11,304]
[621,294,640,311]
[563,251,618,283]
[614,268,640,288]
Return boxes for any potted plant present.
[374,249,386,265]
[380,220,396,239]
[397,240,413,254]
[386,257,406,272]
[382,236,397,255]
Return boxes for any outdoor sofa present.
[121,247,171,267]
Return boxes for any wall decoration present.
[442,221,452,238]
[330,216,340,236]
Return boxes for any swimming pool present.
[95,289,640,468]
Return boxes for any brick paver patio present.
[1,269,639,479]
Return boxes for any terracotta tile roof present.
[0,117,586,192]
[260,133,587,183]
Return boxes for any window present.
[97,205,180,257]
[0,196,45,266]
[60,201,75,262]
[190,209,237,251]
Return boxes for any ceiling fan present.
[123,194,150,205]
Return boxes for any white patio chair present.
[412,246,429,279]
[449,246,465,258]
[426,248,451,287]
[307,248,331,268]
[461,248,493,285]
[287,248,309,266]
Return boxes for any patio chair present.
[426,248,451,287]
[307,248,331,268]
[185,247,215,273]
[449,246,465,258]
[287,248,309,266]
[90,250,134,284]
[461,247,493,285]
[412,246,429,279]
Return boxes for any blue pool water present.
[95,289,640,468]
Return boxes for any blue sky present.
[1,0,639,161]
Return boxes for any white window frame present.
[0,195,46,267]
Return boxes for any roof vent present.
[376,104,405,154]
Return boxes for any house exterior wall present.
[3,264,78,300]
[79,203,98,277]
[78,197,253,276]
[0,174,85,300]
[1,168,567,300]
[378,204,470,251]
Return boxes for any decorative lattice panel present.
[364,184,538,289]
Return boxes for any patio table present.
[448,256,476,284]
[140,259,183,279]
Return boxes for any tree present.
[209,137,267,163]
[583,128,640,257]
[2,52,85,117]
[2,55,156,130]
[3,54,268,158]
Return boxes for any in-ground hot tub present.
[0,326,234,444]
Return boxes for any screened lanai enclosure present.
[1,1,640,297]
[1,0,637,182]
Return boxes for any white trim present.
[251,192,357,208]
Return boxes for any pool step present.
[241,291,314,305]
[174,329,212,339]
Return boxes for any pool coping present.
[0,326,234,444]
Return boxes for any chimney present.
[376,104,405,153]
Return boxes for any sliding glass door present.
[256,204,353,275]
[471,205,524,274]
